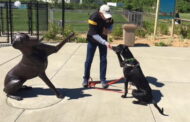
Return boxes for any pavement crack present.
[149,105,157,122]
[14,109,25,122]
[0,54,21,66]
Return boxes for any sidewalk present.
[0,43,190,122]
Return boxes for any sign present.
[159,0,176,19]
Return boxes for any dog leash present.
[88,77,124,87]
[88,77,132,93]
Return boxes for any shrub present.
[154,41,168,46]
[75,37,87,43]
[44,23,60,40]
[135,27,146,38]
[175,25,190,39]
[181,25,190,39]
[44,23,75,41]
[174,24,181,35]
[62,25,75,38]
[158,22,169,35]
[143,21,154,35]
[109,37,113,42]
[112,25,123,39]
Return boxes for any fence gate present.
[0,1,48,44]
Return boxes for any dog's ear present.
[19,33,30,41]
[123,45,129,50]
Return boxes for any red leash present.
[88,77,129,93]
[88,77,124,87]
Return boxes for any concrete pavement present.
[0,43,190,122]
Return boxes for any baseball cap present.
[99,4,112,19]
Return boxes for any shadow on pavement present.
[16,87,92,100]
[152,90,163,103]
[146,76,165,87]
[134,43,150,47]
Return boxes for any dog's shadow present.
[151,90,163,103]
[16,87,92,100]
[146,76,165,87]
[146,76,165,103]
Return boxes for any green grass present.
[54,10,127,32]
[1,9,126,32]
[180,13,190,19]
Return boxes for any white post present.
[49,8,54,23]
[171,19,175,37]
[154,0,160,40]
[80,0,83,4]
[171,0,177,37]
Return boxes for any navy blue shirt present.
[87,11,114,43]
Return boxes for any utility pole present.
[80,0,83,4]
[153,0,160,40]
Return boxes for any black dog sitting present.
[4,33,74,101]
[112,44,167,116]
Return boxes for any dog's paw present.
[22,85,32,90]
[7,94,23,101]
[121,95,127,98]
[132,100,147,106]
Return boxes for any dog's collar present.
[124,58,139,68]
[125,58,136,62]
[125,63,139,68]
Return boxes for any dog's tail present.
[152,101,168,116]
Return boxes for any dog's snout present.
[112,46,117,51]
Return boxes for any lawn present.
[1,8,127,32]
[4,8,190,33]
[54,10,127,32]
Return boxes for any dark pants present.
[83,40,107,81]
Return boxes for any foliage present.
[111,25,123,39]
[154,41,169,47]
[143,21,154,35]
[124,0,155,12]
[44,23,75,41]
[75,37,87,43]
[62,25,75,38]
[179,25,190,39]
[135,28,146,38]
[177,0,190,13]
[122,0,190,13]
[44,23,60,40]
[174,25,190,39]
[158,22,169,35]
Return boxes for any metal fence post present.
[62,0,65,32]
[46,3,49,31]
[6,2,9,43]
[36,1,39,40]
[9,0,13,43]
[0,7,2,36]
[28,1,33,35]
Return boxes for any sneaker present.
[101,81,109,89]
[82,79,88,88]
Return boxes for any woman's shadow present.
[16,87,92,100]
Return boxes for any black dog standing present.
[112,44,167,116]
[4,33,74,101]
